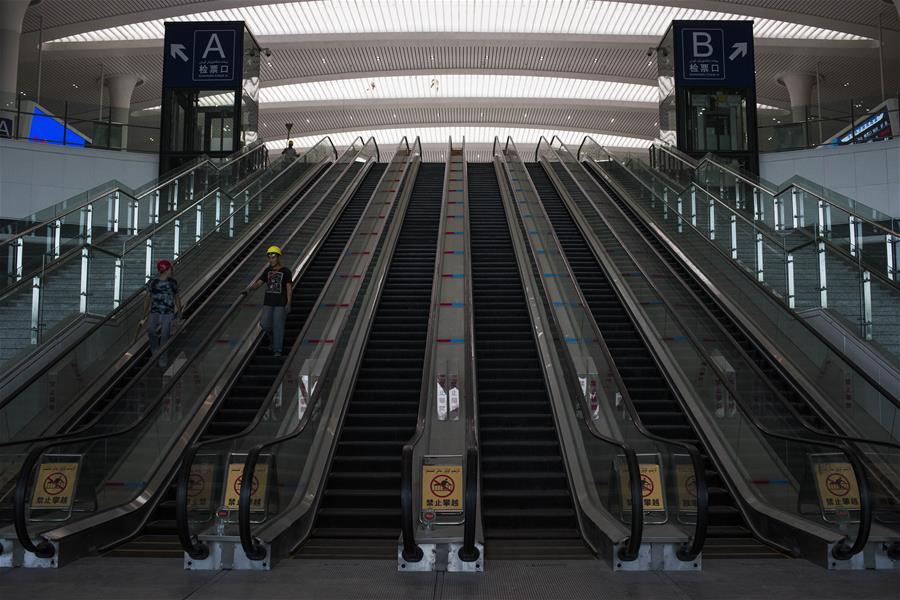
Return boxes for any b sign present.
[673,21,755,88]
[163,21,244,88]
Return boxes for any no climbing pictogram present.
[430,474,455,498]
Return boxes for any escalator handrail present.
[499,138,650,562]
[551,144,873,560]
[584,139,900,412]
[603,158,900,442]
[10,144,370,557]
[236,142,420,560]
[458,135,481,563]
[400,148,450,562]
[0,144,332,415]
[175,141,387,558]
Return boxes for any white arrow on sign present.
[729,42,748,61]
[170,43,189,62]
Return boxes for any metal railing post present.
[756,232,764,282]
[14,238,23,281]
[730,215,737,260]
[113,257,123,308]
[708,197,715,240]
[79,247,89,313]
[886,234,895,281]
[145,238,153,283]
[818,241,828,308]
[195,202,203,243]
[173,219,181,260]
[849,216,857,256]
[787,253,795,309]
[31,275,41,345]
[791,188,800,230]
[172,179,180,212]
[52,219,61,259]
[229,198,235,237]
[215,190,222,228]
[84,203,93,245]
[862,270,872,340]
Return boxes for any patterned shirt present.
[145,278,179,314]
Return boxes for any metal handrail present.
[237,139,418,561]
[647,140,900,240]
[2,142,267,252]
[0,154,325,440]
[501,137,650,561]
[11,142,368,559]
[552,143,873,560]
[399,142,448,562]
[0,143,332,412]
[586,141,900,410]
[175,141,380,559]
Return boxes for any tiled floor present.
[1,557,898,600]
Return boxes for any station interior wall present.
[759,137,900,218]
[0,139,159,219]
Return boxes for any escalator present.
[528,163,782,559]
[297,163,444,559]
[590,162,828,431]
[467,163,588,560]
[108,162,387,557]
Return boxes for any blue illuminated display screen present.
[28,107,88,146]
[832,108,893,146]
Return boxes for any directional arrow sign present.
[170,43,189,62]
[729,42,748,61]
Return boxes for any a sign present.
[31,461,79,510]
[186,462,215,511]
[814,461,861,512]
[163,21,244,88]
[621,463,666,512]
[675,463,698,512]
[0,117,12,138]
[223,461,269,512]
[673,21,755,88]
[422,464,463,513]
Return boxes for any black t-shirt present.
[259,266,292,307]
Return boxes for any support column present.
[103,73,142,149]
[776,72,818,123]
[0,0,31,107]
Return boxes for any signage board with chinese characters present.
[422,463,463,514]
[810,457,861,522]
[31,458,80,514]
[163,21,244,88]
[673,21,755,88]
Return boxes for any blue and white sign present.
[163,21,244,88]
[0,117,12,138]
[673,21,755,88]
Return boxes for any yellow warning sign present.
[223,462,269,512]
[814,462,860,511]
[422,464,463,512]
[31,462,79,510]
[621,463,666,512]
[675,463,698,512]
[186,463,215,511]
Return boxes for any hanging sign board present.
[673,20,756,88]
[163,21,245,88]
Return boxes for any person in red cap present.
[140,259,183,368]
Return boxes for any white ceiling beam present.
[26,0,893,42]
[257,97,660,113]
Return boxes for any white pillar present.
[103,74,142,148]
[776,72,818,123]
[0,0,31,108]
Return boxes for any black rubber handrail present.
[10,141,367,559]
[498,140,649,561]
[551,145,873,560]
[400,144,453,563]
[589,142,900,412]
[504,139,668,562]
[176,138,383,558]
[237,141,419,560]
[579,153,900,519]
[0,146,329,416]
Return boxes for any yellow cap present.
[266,245,282,256]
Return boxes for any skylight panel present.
[51,1,866,44]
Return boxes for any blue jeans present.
[260,305,287,353]
[148,312,176,366]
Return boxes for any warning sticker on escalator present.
[187,463,215,511]
[814,462,860,511]
[422,464,463,513]
[224,462,269,513]
[620,463,666,512]
[675,463,698,512]
[31,462,79,510]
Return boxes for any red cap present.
[157,259,173,273]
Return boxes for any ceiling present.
[14,0,900,151]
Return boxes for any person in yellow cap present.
[246,245,293,356]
